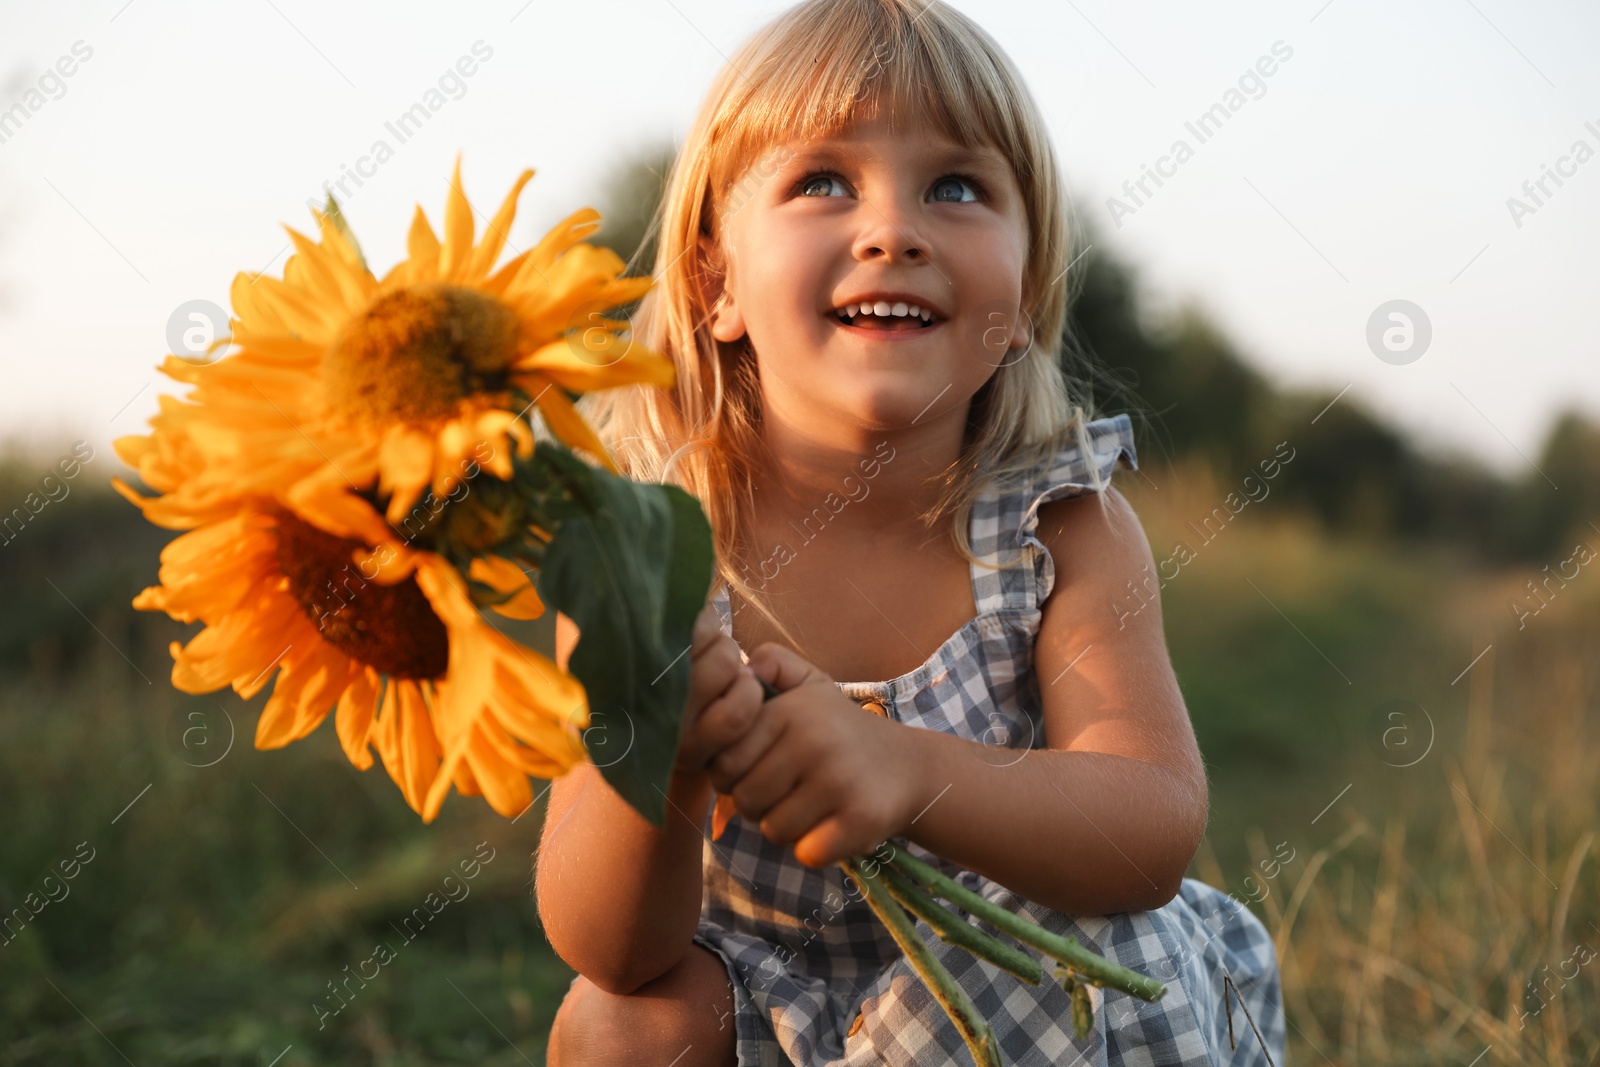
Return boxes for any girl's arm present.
[899,488,1208,916]
[533,609,722,996]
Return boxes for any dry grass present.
[1198,654,1598,1065]
[1128,457,1600,1065]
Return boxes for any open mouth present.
[833,302,941,331]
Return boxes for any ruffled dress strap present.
[971,412,1140,617]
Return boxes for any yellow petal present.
[469,556,544,620]
[336,666,381,770]
[713,793,738,840]
[465,168,535,280]
[284,222,374,315]
[406,204,441,280]
[169,593,303,697]
[514,334,675,395]
[439,153,475,281]
[502,244,643,338]
[245,272,339,345]
[459,723,532,819]
[450,744,483,797]
[397,682,442,817]
[373,678,403,789]
[257,644,350,749]
[379,424,437,524]
[529,377,620,474]
[498,207,603,299]
[351,543,419,586]
[230,270,292,335]
[286,458,392,546]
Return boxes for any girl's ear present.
[696,231,747,344]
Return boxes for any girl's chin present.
[831,382,962,429]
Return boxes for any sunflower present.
[116,154,672,564]
[130,496,589,822]
[114,158,674,821]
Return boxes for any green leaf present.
[529,442,714,826]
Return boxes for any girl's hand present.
[672,601,766,778]
[707,643,921,868]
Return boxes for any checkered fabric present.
[694,413,1287,1066]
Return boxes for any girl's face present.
[704,110,1032,444]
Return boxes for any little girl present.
[536,2,1286,1065]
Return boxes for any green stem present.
[876,863,1043,986]
[756,677,1165,1008]
[883,848,1168,1003]
[840,856,1004,1067]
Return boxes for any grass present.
[0,455,1594,1063]
[1126,458,1600,1066]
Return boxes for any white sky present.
[1,0,1596,480]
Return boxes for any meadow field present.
[0,445,1594,1065]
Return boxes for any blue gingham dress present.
[696,413,1286,1067]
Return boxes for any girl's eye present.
[929,174,984,203]
[794,171,988,202]
[798,173,848,198]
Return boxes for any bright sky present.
[1,0,1596,480]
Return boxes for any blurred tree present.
[590,141,677,277]
[1510,408,1600,559]
[1058,214,1582,565]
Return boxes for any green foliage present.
[525,442,715,827]
[1058,217,1579,566]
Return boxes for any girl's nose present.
[852,199,931,264]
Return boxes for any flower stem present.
[883,848,1168,1003]
[840,856,1004,1067]
[875,862,1044,986]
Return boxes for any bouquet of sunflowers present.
[116,158,1164,1066]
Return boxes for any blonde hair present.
[581,0,1105,653]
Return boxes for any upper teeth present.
[838,301,934,322]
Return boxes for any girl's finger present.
[746,642,828,693]
[686,668,761,771]
[751,775,837,850]
[720,734,804,823]
[792,810,862,869]
[685,634,744,725]
[706,674,783,789]
[678,662,749,772]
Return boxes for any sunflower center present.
[326,283,522,423]
[273,510,449,680]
